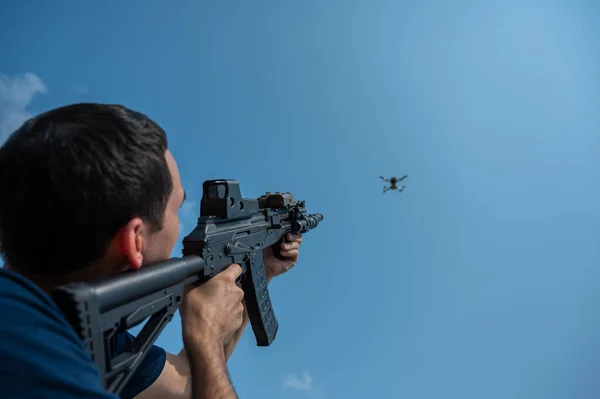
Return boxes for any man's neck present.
[5,258,129,295]
[4,263,63,294]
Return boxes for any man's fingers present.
[224,263,243,280]
[281,241,300,251]
[280,249,299,259]
[286,233,303,243]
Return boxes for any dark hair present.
[0,103,172,276]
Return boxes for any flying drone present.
[379,175,407,193]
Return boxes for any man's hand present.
[181,264,245,350]
[263,233,303,281]
[136,234,304,399]
[179,264,244,399]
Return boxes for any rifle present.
[52,179,324,395]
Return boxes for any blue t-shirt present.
[0,268,166,399]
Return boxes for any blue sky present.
[2,0,600,398]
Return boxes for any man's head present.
[0,103,185,288]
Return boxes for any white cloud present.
[0,72,47,144]
[283,372,313,392]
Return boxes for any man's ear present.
[117,217,146,270]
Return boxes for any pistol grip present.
[242,251,278,346]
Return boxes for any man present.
[0,103,304,399]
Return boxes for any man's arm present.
[135,265,244,399]
[187,339,237,399]
[134,234,299,399]
[133,351,191,399]
[223,307,250,360]
[134,278,270,399]
[136,343,236,399]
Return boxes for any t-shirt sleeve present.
[0,301,119,399]
[113,332,167,399]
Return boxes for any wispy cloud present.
[0,72,47,144]
[72,83,88,95]
[283,372,314,393]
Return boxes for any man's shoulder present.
[0,268,167,399]
[1,267,63,312]
[0,268,75,336]
[0,268,118,399]
[0,266,89,370]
